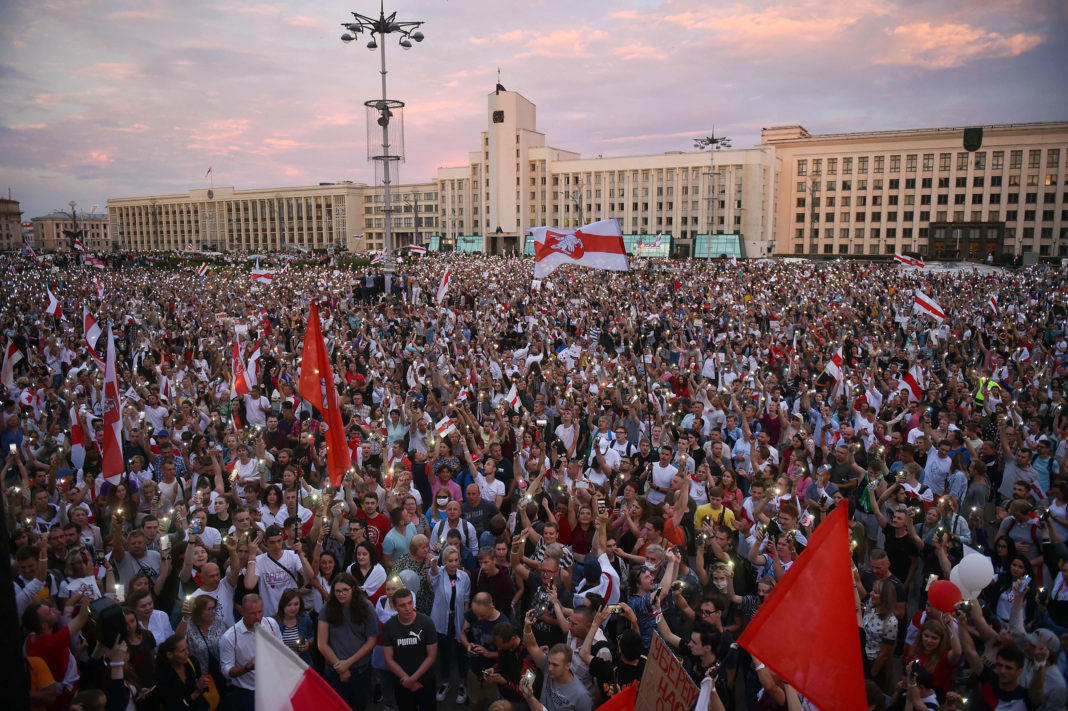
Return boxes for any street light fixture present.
[694,133,731,249]
[340,2,424,293]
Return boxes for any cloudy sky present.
[1,0,1065,220]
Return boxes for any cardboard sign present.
[635,635,700,711]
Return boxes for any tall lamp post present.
[694,133,732,248]
[340,2,424,293]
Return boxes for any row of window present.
[797,208,1067,224]
[795,242,1068,256]
[797,149,1063,176]
[795,226,1068,241]
[799,193,1065,209]
[798,176,1064,193]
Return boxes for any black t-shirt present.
[882,524,920,581]
[462,500,500,536]
[382,612,438,679]
[463,609,502,673]
[588,656,645,699]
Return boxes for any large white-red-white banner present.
[530,219,629,279]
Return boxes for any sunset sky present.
[1,0,1065,220]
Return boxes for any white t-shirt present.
[242,395,271,427]
[554,422,579,454]
[476,474,506,505]
[192,578,236,627]
[142,404,168,432]
[254,550,303,615]
[648,463,678,505]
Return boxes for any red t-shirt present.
[357,511,391,555]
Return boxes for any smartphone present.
[597,498,607,516]
[8,443,16,455]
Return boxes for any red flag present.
[101,327,125,484]
[737,504,865,711]
[297,302,351,488]
[595,684,637,711]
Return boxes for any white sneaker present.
[456,684,467,704]
[436,684,449,702]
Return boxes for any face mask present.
[713,580,728,591]
[644,562,659,573]
[436,498,450,508]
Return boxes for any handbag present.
[193,626,229,709]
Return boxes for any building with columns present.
[104,87,1067,259]
[764,121,1068,260]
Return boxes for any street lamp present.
[340,2,424,292]
[694,133,731,241]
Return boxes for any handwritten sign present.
[635,635,700,711]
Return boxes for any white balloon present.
[949,565,971,598]
[958,553,995,594]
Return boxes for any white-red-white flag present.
[913,290,945,322]
[94,279,104,299]
[196,263,208,277]
[101,327,124,484]
[255,625,349,711]
[251,269,274,285]
[408,245,427,254]
[894,254,925,268]
[505,384,520,410]
[231,340,251,396]
[824,346,844,383]
[898,364,925,403]
[989,295,998,313]
[45,288,62,319]
[370,249,386,265]
[83,307,105,370]
[69,405,86,470]
[318,275,327,290]
[530,219,628,279]
[73,238,84,251]
[435,416,457,438]
[435,268,451,305]
[1,339,23,391]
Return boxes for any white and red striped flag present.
[505,384,521,410]
[251,269,274,285]
[530,218,629,279]
[101,327,125,484]
[1031,480,1047,501]
[435,416,458,438]
[913,290,945,322]
[408,245,427,254]
[898,364,925,402]
[45,287,62,319]
[435,268,451,305]
[824,346,844,383]
[351,233,364,241]
[370,249,386,265]
[83,307,105,370]
[196,263,209,277]
[894,254,925,268]
[255,626,349,711]
[1,339,23,390]
[85,255,105,269]
[318,275,327,290]
[69,405,86,470]
[730,255,739,267]
[73,238,84,251]
[989,295,998,313]
[94,279,104,299]
[231,340,252,396]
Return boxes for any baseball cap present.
[1027,628,1061,654]
[156,429,169,438]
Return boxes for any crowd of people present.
[3,249,1068,711]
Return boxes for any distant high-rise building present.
[0,199,22,252]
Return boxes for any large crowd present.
[4,249,1068,711]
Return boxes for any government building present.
[105,89,1068,260]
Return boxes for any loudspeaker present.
[963,127,983,152]
[89,597,126,648]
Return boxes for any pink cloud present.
[514,28,612,59]
[75,62,141,80]
[87,150,114,163]
[10,123,48,130]
[611,42,667,61]
[875,22,1044,68]
[116,123,151,133]
[287,15,321,29]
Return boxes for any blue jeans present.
[324,663,371,710]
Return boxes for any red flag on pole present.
[231,341,251,397]
[297,302,351,488]
[737,504,865,711]
[101,327,125,485]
